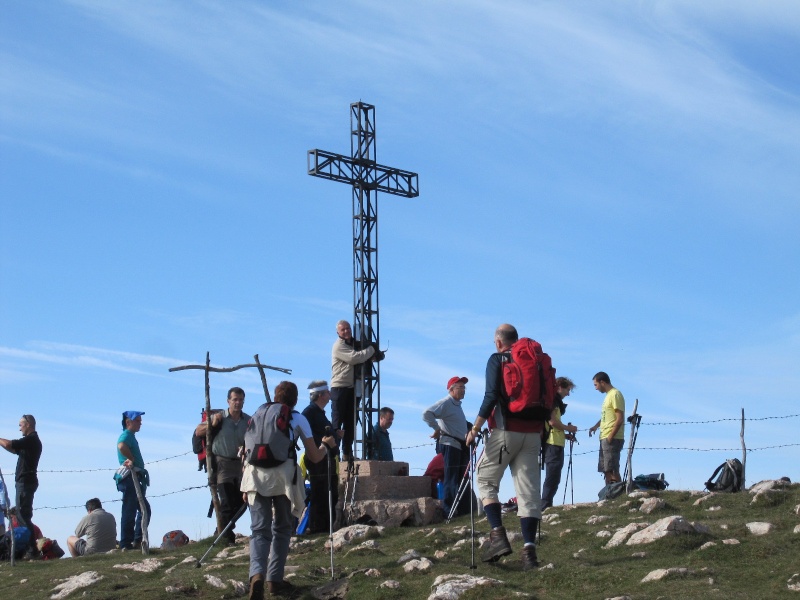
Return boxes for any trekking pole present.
[562,425,578,506]
[446,461,472,523]
[0,466,15,566]
[325,429,335,580]
[468,430,484,570]
[196,502,248,567]
[130,467,150,555]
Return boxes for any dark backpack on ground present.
[598,481,626,500]
[0,527,30,561]
[501,338,556,421]
[244,402,297,469]
[705,458,743,492]
[633,473,669,491]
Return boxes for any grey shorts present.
[598,438,624,474]
[74,538,88,556]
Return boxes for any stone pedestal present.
[338,460,443,526]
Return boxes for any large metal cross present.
[308,102,419,458]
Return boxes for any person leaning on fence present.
[540,377,579,510]
[115,410,151,551]
[465,324,544,570]
[423,376,471,517]
[242,381,336,600]
[67,498,117,557]
[194,386,250,546]
[301,379,341,534]
[0,414,43,558]
[588,372,625,484]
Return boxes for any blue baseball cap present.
[124,411,145,421]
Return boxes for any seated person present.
[67,498,117,557]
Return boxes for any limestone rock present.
[699,541,717,550]
[541,513,560,523]
[381,580,401,589]
[113,558,163,572]
[346,539,382,556]
[165,556,197,574]
[691,522,711,535]
[605,597,632,600]
[640,498,666,514]
[745,522,773,536]
[434,550,448,559]
[228,579,247,596]
[626,516,700,546]
[428,574,503,600]
[693,493,716,506]
[348,497,443,527]
[596,530,612,538]
[51,571,104,600]
[628,491,649,499]
[748,479,791,494]
[706,506,722,512]
[641,567,691,583]
[793,524,800,534]
[365,568,381,577]
[722,539,740,545]
[788,573,800,592]
[404,557,433,573]
[631,552,646,558]
[604,522,649,548]
[587,515,611,525]
[326,524,384,551]
[203,575,226,589]
[398,549,421,563]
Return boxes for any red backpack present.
[501,338,556,421]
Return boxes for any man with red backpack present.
[465,324,548,571]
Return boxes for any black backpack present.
[633,473,669,491]
[705,458,743,492]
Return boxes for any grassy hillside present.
[1,483,798,599]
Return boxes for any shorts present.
[598,438,624,474]
[74,538,88,556]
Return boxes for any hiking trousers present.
[249,493,292,581]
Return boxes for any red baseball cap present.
[447,376,468,390]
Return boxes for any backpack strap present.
[705,462,726,491]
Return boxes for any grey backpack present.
[244,403,297,468]
[705,458,743,493]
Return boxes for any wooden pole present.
[253,354,272,403]
[203,353,224,534]
[740,408,746,490]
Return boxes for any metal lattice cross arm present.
[307,149,419,197]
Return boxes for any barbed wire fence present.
[3,412,798,511]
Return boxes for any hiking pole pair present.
[468,430,485,570]
[325,428,335,580]
[196,502,248,568]
[561,425,578,506]
[447,433,486,523]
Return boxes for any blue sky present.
[2,1,799,548]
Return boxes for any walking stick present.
[130,467,150,555]
[327,448,335,580]
[562,424,578,505]
[196,502,248,567]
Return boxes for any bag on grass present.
[598,481,626,500]
[633,473,669,491]
[705,458,743,493]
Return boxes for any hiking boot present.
[267,580,294,597]
[249,574,264,600]
[521,544,539,571]
[482,526,513,562]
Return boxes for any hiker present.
[194,386,250,545]
[67,498,117,557]
[423,376,471,517]
[242,381,336,599]
[540,377,579,510]
[115,410,150,550]
[330,319,384,461]
[588,372,626,484]
[301,380,341,534]
[465,324,544,570]
[366,407,394,461]
[0,414,43,558]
